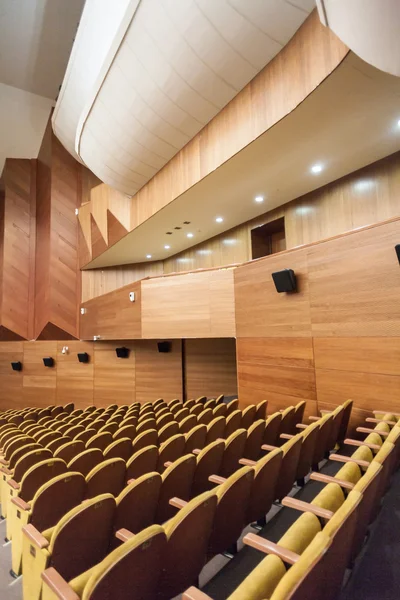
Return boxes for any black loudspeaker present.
[272,269,297,293]
[157,341,171,353]
[395,245,400,264]
[116,347,130,358]
[11,362,22,372]
[77,352,90,363]
[43,357,55,368]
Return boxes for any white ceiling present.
[53,0,316,193]
[86,53,400,268]
[0,0,84,174]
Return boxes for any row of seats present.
[12,399,354,600]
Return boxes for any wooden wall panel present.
[135,340,183,403]
[22,342,57,407]
[0,342,24,409]
[56,341,94,408]
[185,339,237,400]
[80,281,142,341]
[141,269,236,339]
[93,342,136,407]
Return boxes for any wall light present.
[311,164,323,174]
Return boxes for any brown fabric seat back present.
[263,413,282,447]
[126,445,158,482]
[279,407,296,437]
[190,404,203,417]
[1,429,21,448]
[54,440,85,464]
[51,407,64,418]
[86,432,113,451]
[157,434,186,473]
[241,405,257,430]
[4,436,34,461]
[224,410,242,439]
[247,449,282,525]
[20,458,67,502]
[296,423,319,482]
[174,408,190,423]
[213,403,227,418]
[156,412,174,429]
[74,428,97,445]
[226,399,239,416]
[9,443,42,470]
[158,421,179,444]
[159,492,218,600]
[120,416,138,429]
[85,458,126,499]
[54,424,70,436]
[30,472,86,532]
[206,417,226,445]
[192,440,225,497]
[50,494,116,582]
[112,472,162,547]
[114,425,136,441]
[338,400,353,444]
[67,448,103,477]
[13,448,53,482]
[104,438,132,462]
[63,425,85,439]
[197,408,213,426]
[46,437,71,452]
[327,407,344,450]
[132,429,158,454]
[136,419,157,435]
[219,429,247,478]
[98,423,119,436]
[179,415,197,434]
[313,416,334,467]
[156,455,196,523]
[274,436,302,501]
[293,401,306,428]
[185,424,207,454]
[207,467,254,558]
[243,420,266,461]
[255,400,268,421]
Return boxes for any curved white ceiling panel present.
[53,0,315,193]
[317,0,400,77]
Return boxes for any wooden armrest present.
[373,410,400,417]
[344,438,381,451]
[329,454,370,468]
[295,423,307,430]
[1,466,12,475]
[11,497,31,511]
[308,416,320,422]
[169,497,188,509]
[280,433,294,440]
[183,587,213,600]
[366,418,396,425]
[208,474,226,485]
[261,444,278,452]
[41,568,79,600]
[0,458,8,465]
[309,472,355,490]
[281,497,334,521]
[238,458,257,466]
[22,524,49,549]
[192,449,201,455]
[164,461,172,468]
[115,528,135,542]
[7,479,20,490]
[356,427,389,437]
[243,533,300,565]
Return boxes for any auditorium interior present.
[0,1,399,599]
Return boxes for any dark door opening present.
[251,217,286,260]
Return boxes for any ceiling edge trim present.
[74,0,142,161]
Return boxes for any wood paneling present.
[185,339,237,400]
[35,121,80,339]
[80,281,142,341]
[314,338,400,376]
[0,159,36,340]
[56,341,94,408]
[93,342,136,407]
[135,340,183,403]
[141,269,236,339]
[78,12,348,268]
[235,249,311,338]
[0,342,23,409]
[22,341,57,407]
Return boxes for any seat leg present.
[223,542,238,558]
[251,515,267,531]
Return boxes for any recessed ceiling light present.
[255,196,264,203]
[215,217,224,223]
[311,164,323,174]
[397,119,400,127]
[164,245,170,250]
[187,233,193,238]
[146,254,152,259]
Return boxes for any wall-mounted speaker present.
[11,361,22,372]
[77,352,90,363]
[272,269,297,293]
[157,341,171,353]
[116,347,130,358]
[43,357,55,368]
[395,244,400,264]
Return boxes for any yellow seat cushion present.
[229,554,286,600]
[312,482,345,513]
[278,512,321,555]
[323,490,362,538]
[335,461,362,485]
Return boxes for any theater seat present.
[84,458,126,499]
[131,429,158,454]
[158,421,179,443]
[157,434,185,473]
[262,412,282,447]
[67,448,103,477]
[224,410,242,439]
[54,440,85,464]
[185,424,207,454]
[243,419,265,461]
[245,448,282,527]
[103,438,132,461]
[125,445,158,481]
[219,429,247,478]
[206,417,226,445]
[241,405,256,430]
[191,440,225,497]
[156,455,196,523]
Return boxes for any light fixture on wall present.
[43,357,55,368]
[11,362,22,372]
[77,352,90,363]
[61,346,69,355]
[272,269,297,293]
[116,347,130,358]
